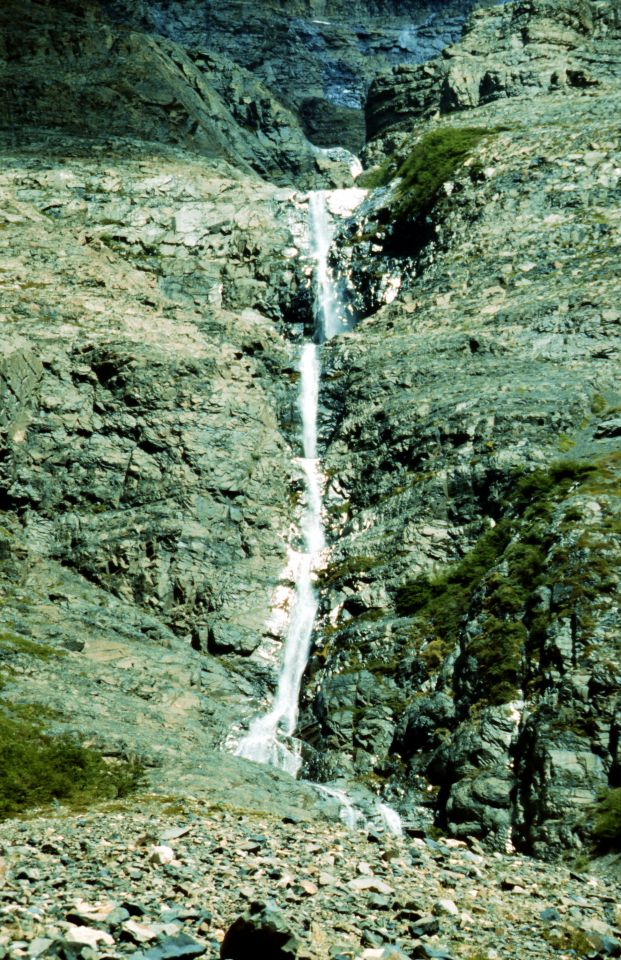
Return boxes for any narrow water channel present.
[235,190,347,775]
[234,191,403,836]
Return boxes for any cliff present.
[300,0,621,857]
[0,0,620,889]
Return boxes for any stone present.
[150,846,175,865]
[411,946,455,960]
[27,939,55,958]
[540,908,562,923]
[347,877,394,895]
[64,927,115,949]
[140,934,207,960]
[433,899,459,917]
[220,902,299,960]
[121,920,160,944]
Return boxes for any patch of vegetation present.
[389,127,492,223]
[0,710,146,819]
[591,787,621,852]
[356,156,397,190]
[0,629,62,662]
[395,459,605,706]
[395,518,514,630]
[542,927,594,958]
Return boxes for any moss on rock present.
[395,458,613,707]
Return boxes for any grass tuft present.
[390,127,491,222]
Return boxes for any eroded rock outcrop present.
[0,125,327,809]
[104,0,499,154]
[0,0,330,186]
[366,0,621,141]
[300,0,621,856]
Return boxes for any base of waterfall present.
[235,717,305,779]
[314,782,403,838]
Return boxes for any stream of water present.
[235,191,402,834]
[235,191,345,775]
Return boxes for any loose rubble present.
[1,801,620,960]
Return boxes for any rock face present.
[0,0,327,186]
[366,0,620,140]
[0,0,620,866]
[0,122,317,804]
[104,0,499,154]
[0,0,349,818]
[299,0,621,856]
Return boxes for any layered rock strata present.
[300,0,621,856]
[103,0,501,154]
[366,0,621,141]
[0,0,620,864]
[0,125,328,810]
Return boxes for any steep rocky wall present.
[1,0,620,861]
[299,0,621,856]
[0,126,325,812]
[366,0,621,141]
[0,0,331,186]
[104,0,500,154]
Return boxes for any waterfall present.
[234,191,347,776]
[233,191,404,838]
[308,191,350,342]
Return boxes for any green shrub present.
[395,518,513,621]
[390,127,491,222]
[468,618,526,705]
[394,458,607,705]
[591,787,621,851]
[0,710,145,819]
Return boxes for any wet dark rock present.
[300,0,621,855]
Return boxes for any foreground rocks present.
[1,800,620,960]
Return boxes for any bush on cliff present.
[360,126,491,215]
[391,126,489,222]
[591,787,621,852]
[395,459,600,706]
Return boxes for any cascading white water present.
[235,192,346,776]
[314,784,362,830]
[378,803,404,838]
[308,191,351,342]
[234,191,404,838]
